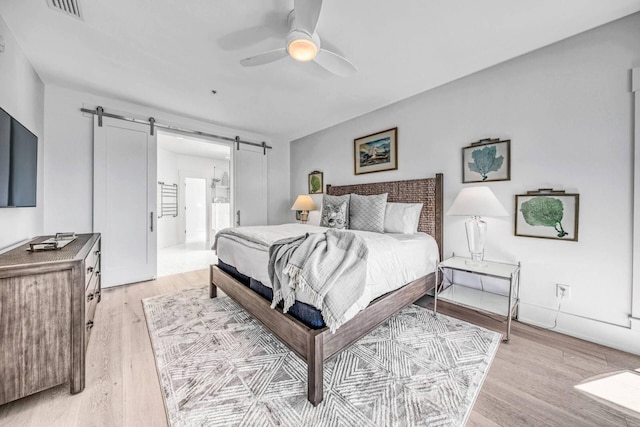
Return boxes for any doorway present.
[156,131,231,276]
[185,177,207,243]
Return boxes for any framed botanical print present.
[515,189,579,241]
[308,170,323,194]
[463,138,511,183]
[354,127,398,175]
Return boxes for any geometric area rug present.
[142,287,501,427]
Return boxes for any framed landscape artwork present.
[354,127,398,175]
[515,189,579,241]
[308,170,323,194]
[462,138,511,183]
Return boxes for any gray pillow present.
[349,193,388,233]
[320,194,351,229]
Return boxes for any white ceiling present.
[1,1,639,142]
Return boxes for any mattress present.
[215,224,439,320]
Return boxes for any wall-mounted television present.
[0,107,38,208]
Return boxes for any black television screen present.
[0,107,38,208]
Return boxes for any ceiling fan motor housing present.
[286,29,320,62]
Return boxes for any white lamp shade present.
[291,195,317,211]
[447,187,508,217]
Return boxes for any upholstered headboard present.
[326,173,443,261]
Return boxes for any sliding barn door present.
[234,143,267,226]
[94,116,157,287]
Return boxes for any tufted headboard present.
[326,173,443,261]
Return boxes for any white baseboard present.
[519,303,640,356]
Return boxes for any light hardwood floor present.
[0,269,639,426]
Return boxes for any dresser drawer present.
[85,298,97,351]
[85,270,100,314]
[85,240,101,288]
[84,271,100,351]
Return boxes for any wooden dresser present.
[0,233,101,405]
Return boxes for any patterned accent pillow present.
[320,201,348,229]
[349,193,388,233]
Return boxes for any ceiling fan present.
[240,0,356,77]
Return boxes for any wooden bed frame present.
[209,173,443,406]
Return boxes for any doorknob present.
[236,210,241,226]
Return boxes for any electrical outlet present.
[556,284,571,299]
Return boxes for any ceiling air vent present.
[46,0,83,20]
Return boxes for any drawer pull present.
[87,266,94,274]
[95,250,101,256]
[87,293,94,303]
[86,321,94,331]
[96,271,101,276]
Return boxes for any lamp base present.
[465,254,488,267]
[299,210,309,224]
[465,217,487,266]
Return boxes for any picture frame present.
[308,170,323,194]
[354,127,398,175]
[462,138,511,183]
[515,189,579,241]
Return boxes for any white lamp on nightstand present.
[447,186,508,266]
[291,195,317,224]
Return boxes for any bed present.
[209,174,443,405]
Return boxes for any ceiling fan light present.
[287,38,318,62]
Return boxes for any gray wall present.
[290,13,640,353]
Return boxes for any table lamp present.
[447,186,508,265]
[291,195,317,224]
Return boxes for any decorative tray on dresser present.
[0,233,101,405]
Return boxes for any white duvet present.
[215,223,439,318]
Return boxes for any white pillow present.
[307,210,321,226]
[384,203,423,234]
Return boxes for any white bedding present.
[215,224,439,317]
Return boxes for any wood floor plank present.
[1,270,639,427]
[482,378,601,427]
[28,384,81,427]
[487,356,630,426]
[122,351,167,427]
[472,391,548,427]
[467,411,502,427]
[75,286,125,427]
[0,387,41,426]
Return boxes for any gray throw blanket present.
[268,229,369,332]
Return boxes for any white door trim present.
[178,171,212,245]
[632,67,640,330]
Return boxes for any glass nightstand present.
[434,254,521,342]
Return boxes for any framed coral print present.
[462,138,510,183]
[354,127,398,175]
[515,189,579,241]
[308,170,323,194]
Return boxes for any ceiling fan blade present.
[294,0,323,34]
[314,49,357,77]
[240,48,288,67]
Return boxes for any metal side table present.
[434,254,521,342]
